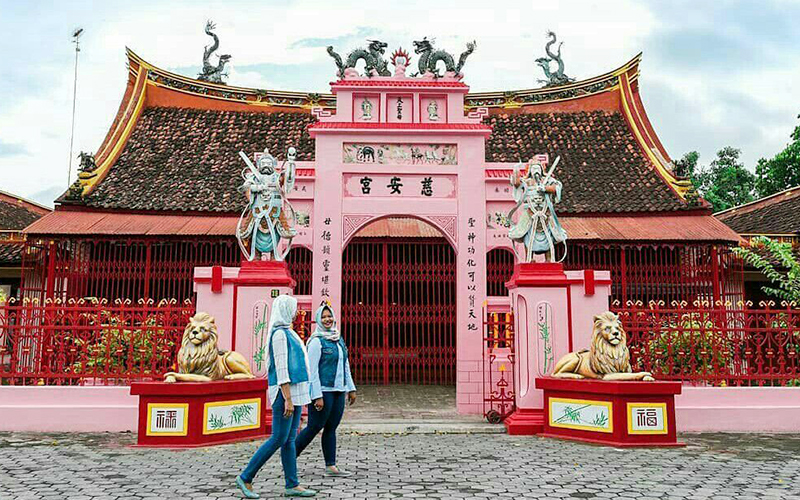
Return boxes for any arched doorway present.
[342,217,457,385]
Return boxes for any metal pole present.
[67,29,82,187]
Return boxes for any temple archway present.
[341,216,457,385]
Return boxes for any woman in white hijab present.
[294,302,356,477]
[237,295,317,498]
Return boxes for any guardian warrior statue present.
[507,156,568,263]
[236,147,298,262]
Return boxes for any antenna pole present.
[67,29,82,187]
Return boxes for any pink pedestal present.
[194,260,295,376]
[194,260,296,434]
[503,263,611,435]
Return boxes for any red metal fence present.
[0,299,195,385]
[342,238,457,385]
[20,237,313,304]
[486,243,743,306]
[617,301,800,387]
[0,299,315,386]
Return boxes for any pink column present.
[194,261,296,377]
[503,263,611,434]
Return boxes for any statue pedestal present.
[130,379,269,447]
[503,263,611,435]
[194,260,296,434]
[536,377,684,447]
[194,260,295,372]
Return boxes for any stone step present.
[338,418,507,434]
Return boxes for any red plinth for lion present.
[503,262,611,435]
[130,379,269,447]
[537,377,684,447]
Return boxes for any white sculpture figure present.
[361,98,373,120]
[236,147,297,261]
[507,156,568,263]
[427,100,439,121]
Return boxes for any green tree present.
[674,150,700,179]
[696,147,755,212]
[733,236,800,303]
[756,115,800,198]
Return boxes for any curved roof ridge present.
[126,48,641,109]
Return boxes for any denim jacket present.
[267,327,310,386]
[307,336,356,400]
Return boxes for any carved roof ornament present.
[391,48,411,77]
[197,20,231,84]
[536,31,574,87]
[412,38,476,79]
[326,40,391,78]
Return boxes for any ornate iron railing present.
[616,301,800,387]
[0,298,195,385]
[0,299,315,386]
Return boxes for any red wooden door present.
[342,238,456,385]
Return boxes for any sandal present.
[285,487,317,497]
[325,466,352,477]
[235,475,260,499]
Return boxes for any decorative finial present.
[535,31,574,87]
[391,47,411,77]
[412,38,475,79]
[197,20,231,84]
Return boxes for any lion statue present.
[163,312,255,383]
[552,311,654,381]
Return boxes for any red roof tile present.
[715,186,800,235]
[60,106,689,214]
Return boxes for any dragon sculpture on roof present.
[536,31,574,87]
[413,38,476,78]
[197,20,231,84]
[326,40,391,78]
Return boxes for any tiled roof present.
[715,186,800,234]
[484,112,688,213]
[69,106,688,213]
[0,194,48,230]
[0,242,24,265]
[74,107,316,212]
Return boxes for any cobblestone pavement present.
[1,432,799,499]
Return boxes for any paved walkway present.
[1,431,799,499]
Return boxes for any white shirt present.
[267,328,312,407]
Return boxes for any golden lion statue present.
[552,311,654,381]
[164,312,255,383]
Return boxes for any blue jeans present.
[240,392,302,488]
[295,391,346,466]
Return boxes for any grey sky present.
[1,0,798,207]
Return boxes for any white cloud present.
[0,0,797,206]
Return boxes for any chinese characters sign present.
[146,403,188,436]
[343,143,457,165]
[319,217,332,299]
[344,174,456,198]
[626,403,667,435]
[465,217,478,334]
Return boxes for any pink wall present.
[4,385,799,433]
[0,386,138,432]
[676,387,800,433]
